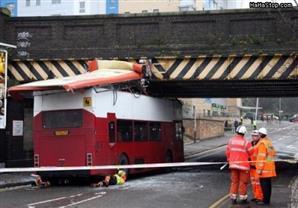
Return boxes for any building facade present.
[15,0,205,16]
[2,0,250,17]
[182,98,242,118]
[119,0,180,14]
[203,0,244,10]
[17,0,105,16]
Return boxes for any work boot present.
[256,200,266,205]
[239,199,249,204]
[250,198,257,202]
[231,199,237,205]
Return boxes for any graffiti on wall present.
[17,31,32,57]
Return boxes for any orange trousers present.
[250,169,263,200]
[230,169,250,200]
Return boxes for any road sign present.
[83,97,92,107]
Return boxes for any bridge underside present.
[7,54,298,98]
[148,80,298,98]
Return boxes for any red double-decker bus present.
[9,60,184,179]
[32,87,184,178]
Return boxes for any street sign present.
[0,43,16,129]
[0,51,6,129]
[83,97,92,107]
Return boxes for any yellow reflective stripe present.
[231,140,245,146]
[258,153,266,157]
[230,147,246,152]
[266,157,275,161]
[262,170,274,173]
[229,164,249,170]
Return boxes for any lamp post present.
[278,97,282,124]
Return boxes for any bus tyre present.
[165,150,173,163]
[165,150,173,172]
[119,153,129,175]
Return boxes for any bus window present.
[109,121,116,143]
[134,121,148,141]
[117,120,133,142]
[149,122,161,141]
[42,110,82,129]
[175,122,183,140]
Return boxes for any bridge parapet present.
[0,8,297,60]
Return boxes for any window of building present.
[117,120,133,142]
[149,122,161,141]
[79,1,85,13]
[142,10,148,13]
[108,121,116,143]
[36,0,41,6]
[134,121,148,141]
[153,9,159,13]
[26,0,31,7]
[52,0,61,4]
[42,110,82,129]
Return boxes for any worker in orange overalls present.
[226,126,251,205]
[255,127,276,205]
[248,130,263,203]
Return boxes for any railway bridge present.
[0,7,297,97]
[0,7,298,167]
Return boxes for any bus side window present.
[117,120,133,142]
[134,121,148,141]
[109,121,116,143]
[149,122,161,141]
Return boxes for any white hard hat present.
[236,126,247,135]
[259,127,267,135]
[251,130,259,135]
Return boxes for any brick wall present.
[0,8,297,60]
[184,118,224,140]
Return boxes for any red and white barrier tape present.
[0,159,296,173]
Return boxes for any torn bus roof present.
[8,60,144,97]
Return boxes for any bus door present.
[173,121,184,162]
[106,113,117,160]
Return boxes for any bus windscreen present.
[42,110,82,129]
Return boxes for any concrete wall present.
[0,8,297,60]
[184,118,224,140]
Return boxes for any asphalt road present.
[0,121,297,208]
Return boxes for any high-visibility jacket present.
[249,140,260,167]
[114,174,126,185]
[256,137,276,178]
[226,134,251,170]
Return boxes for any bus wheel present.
[165,150,173,163]
[119,153,129,175]
[165,150,173,172]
